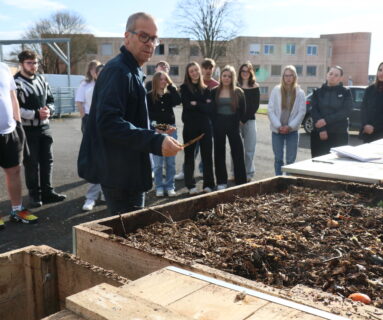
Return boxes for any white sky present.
[0,0,381,74]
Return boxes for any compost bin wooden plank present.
[120,268,209,305]
[55,253,129,309]
[75,225,175,280]
[0,249,30,320]
[66,283,192,320]
[29,249,59,318]
[167,283,269,320]
[41,309,86,319]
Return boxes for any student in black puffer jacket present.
[360,62,383,143]
[310,66,353,157]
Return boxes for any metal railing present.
[51,87,77,117]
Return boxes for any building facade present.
[84,32,371,101]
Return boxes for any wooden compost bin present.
[0,245,130,320]
[73,176,383,319]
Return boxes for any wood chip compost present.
[125,185,383,308]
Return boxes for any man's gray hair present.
[125,12,154,32]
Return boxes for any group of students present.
[76,56,383,210]
[144,59,260,197]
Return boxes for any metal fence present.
[51,87,77,117]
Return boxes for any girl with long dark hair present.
[147,71,180,197]
[180,62,215,194]
[237,62,260,181]
[360,62,383,143]
[212,65,247,190]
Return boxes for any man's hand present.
[363,125,374,135]
[39,106,51,120]
[319,131,328,141]
[190,101,197,106]
[162,136,183,157]
[315,119,326,129]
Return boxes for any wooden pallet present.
[57,267,348,320]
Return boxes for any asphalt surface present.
[0,108,362,254]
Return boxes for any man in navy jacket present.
[78,12,182,215]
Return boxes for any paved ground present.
[0,108,362,254]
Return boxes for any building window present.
[259,87,268,95]
[307,45,318,56]
[155,44,165,55]
[285,43,295,55]
[169,65,179,76]
[264,44,274,55]
[100,43,113,56]
[295,65,303,76]
[306,65,317,76]
[190,45,199,56]
[271,65,282,76]
[328,46,333,57]
[249,43,261,55]
[146,65,156,75]
[307,87,317,95]
[168,44,179,55]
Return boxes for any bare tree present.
[173,0,241,61]
[22,11,96,74]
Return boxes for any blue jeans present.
[153,130,177,191]
[101,186,145,215]
[272,131,299,176]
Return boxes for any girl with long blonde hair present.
[147,71,181,197]
[268,65,306,175]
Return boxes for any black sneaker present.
[42,191,67,204]
[29,195,42,208]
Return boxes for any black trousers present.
[101,186,145,216]
[183,118,215,189]
[361,131,383,143]
[213,115,246,185]
[23,126,54,197]
[310,130,348,158]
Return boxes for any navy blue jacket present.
[78,46,165,191]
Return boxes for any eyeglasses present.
[24,61,38,66]
[241,70,249,74]
[129,31,160,46]
[283,74,295,78]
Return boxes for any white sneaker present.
[203,187,213,193]
[82,199,95,211]
[189,187,198,195]
[175,172,184,180]
[217,184,227,191]
[167,189,177,197]
[156,189,164,197]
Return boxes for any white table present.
[282,140,383,184]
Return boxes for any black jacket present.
[147,84,181,125]
[311,83,353,133]
[78,46,165,191]
[243,87,260,120]
[211,87,247,123]
[180,83,212,123]
[361,84,383,132]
